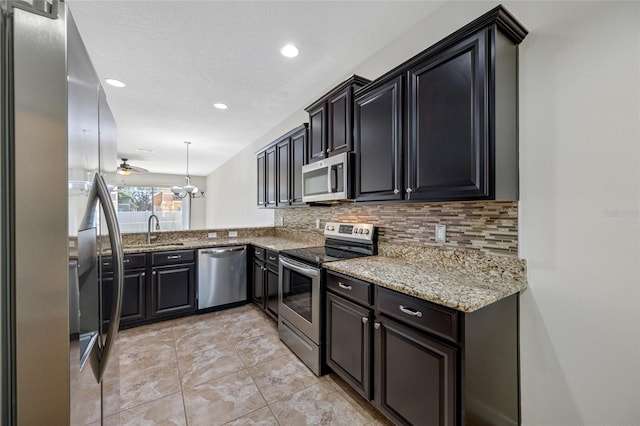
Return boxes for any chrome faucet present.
[147,214,160,244]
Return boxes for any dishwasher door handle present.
[199,246,246,255]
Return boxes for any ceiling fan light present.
[117,168,131,176]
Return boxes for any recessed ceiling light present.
[213,103,228,110]
[136,148,155,154]
[280,44,299,58]
[105,78,126,88]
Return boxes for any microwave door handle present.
[330,166,338,193]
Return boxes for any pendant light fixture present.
[171,141,204,199]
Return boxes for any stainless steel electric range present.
[278,222,377,375]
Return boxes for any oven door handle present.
[279,257,319,277]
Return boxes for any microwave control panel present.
[324,222,375,242]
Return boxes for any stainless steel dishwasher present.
[197,246,247,312]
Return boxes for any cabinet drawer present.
[152,250,194,266]
[253,246,266,261]
[376,286,458,343]
[326,271,373,307]
[265,251,279,266]
[102,253,146,273]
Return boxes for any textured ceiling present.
[68,0,444,176]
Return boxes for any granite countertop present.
[122,236,315,254]
[323,255,527,313]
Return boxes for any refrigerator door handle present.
[91,173,124,382]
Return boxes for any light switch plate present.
[315,219,321,229]
[435,224,447,243]
[228,230,238,238]
[208,232,217,238]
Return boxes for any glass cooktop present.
[279,245,372,268]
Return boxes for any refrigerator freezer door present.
[10,4,70,424]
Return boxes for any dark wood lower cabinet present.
[151,263,196,318]
[251,247,279,321]
[325,270,520,426]
[102,269,146,328]
[374,316,456,426]
[325,292,372,400]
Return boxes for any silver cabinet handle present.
[141,272,146,277]
[362,317,368,324]
[326,149,330,154]
[338,282,352,291]
[393,189,399,194]
[269,256,277,261]
[152,271,157,275]
[399,305,423,318]
[406,188,413,194]
[167,255,181,260]
[255,250,262,255]
[374,322,380,330]
[123,259,130,263]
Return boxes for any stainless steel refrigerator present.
[1,1,124,424]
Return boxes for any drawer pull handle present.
[338,282,352,291]
[167,255,181,260]
[399,305,422,318]
[374,322,380,330]
[362,317,368,324]
[255,250,262,255]
[124,259,130,263]
[269,256,276,261]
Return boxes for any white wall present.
[205,2,640,423]
[204,111,306,228]
[106,172,207,230]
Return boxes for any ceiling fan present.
[117,158,149,176]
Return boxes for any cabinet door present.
[276,138,290,206]
[328,87,352,156]
[308,103,327,162]
[252,259,265,308]
[265,264,279,320]
[326,292,372,400]
[256,151,266,207]
[265,146,277,207]
[375,317,457,426]
[354,76,403,202]
[102,269,146,327]
[407,30,489,201]
[151,263,196,318]
[290,128,307,205]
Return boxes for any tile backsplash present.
[275,201,519,257]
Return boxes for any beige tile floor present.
[109,303,393,425]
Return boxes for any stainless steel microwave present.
[302,152,353,203]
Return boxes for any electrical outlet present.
[435,225,447,243]
[207,232,217,238]
[278,217,284,226]
[228,230,238,238]
[315,219,321,229]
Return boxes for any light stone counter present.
[122,236,317,255]
[323,246,527,313]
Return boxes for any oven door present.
[278,256,321,344]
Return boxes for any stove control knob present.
[328,225,335,231]
[359,228,364,234]
[353,228,358,234]
[364,229,370,235]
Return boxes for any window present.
[113,186,185,233]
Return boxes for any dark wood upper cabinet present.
[307,104,326,162]
[353,6,526,203]
[289,126,307,205]
[407,30,488,201]
[305,75,370,163]
[354,76,404,202]
[276,139,290,206]
[256,151,266,207]
[256,123,308,208]
[265,145,276,208]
